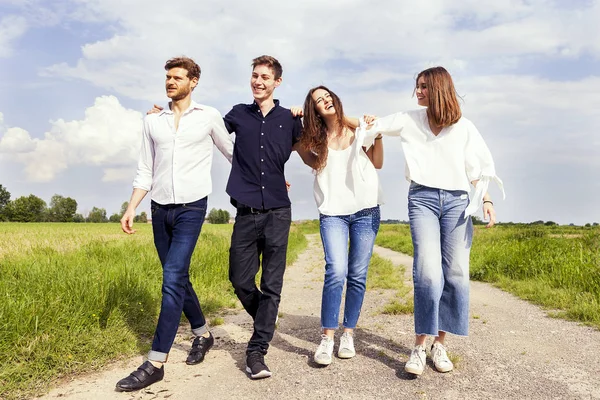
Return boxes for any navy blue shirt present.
[224,100,303,210]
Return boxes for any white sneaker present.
[338,332,356,359]
[404,345,427,375]
[430,342,453,372]
[314,335,334,365]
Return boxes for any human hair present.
[164,56,201,81]
[300,85,348,173]
[251,55,283,80]
[415,66,461,128]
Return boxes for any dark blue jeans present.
[148,197,208,362]
[229,206,291,355]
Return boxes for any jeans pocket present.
[183,198,207,212]
[409,181,425,192]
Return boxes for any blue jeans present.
[408,182,473,336]
[319,206,380,330]
[148,197,209,362]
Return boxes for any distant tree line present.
[206,208,231,224]
[0,185,147,223]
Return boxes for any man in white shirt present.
[116,56,233,392]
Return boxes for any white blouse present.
[314,121,383,216]
[366,108,504,216]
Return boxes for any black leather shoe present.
[186,332,214,365]
[115,361,164,392]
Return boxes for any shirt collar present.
[250,99,280,111]
[159,100,204,116]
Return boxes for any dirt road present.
[39,234,600,399]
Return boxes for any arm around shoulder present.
[293,142,317,169]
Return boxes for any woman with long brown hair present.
[369,66,504,376]
[295,85,383,366]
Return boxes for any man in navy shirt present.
[224,55,302,379]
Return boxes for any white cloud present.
[33,0,599,103]
[0,127,36,153]
[0,96,142,182]
[0,15,28,58]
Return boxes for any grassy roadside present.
[367,253,414,315]
[0,222,308,400]
[374,224,600,329]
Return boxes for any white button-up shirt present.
[133,101,233,205]
[368,108,504,216]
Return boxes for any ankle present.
[322,330,335,339]
[200,331,211,338]
[149,360,163,369]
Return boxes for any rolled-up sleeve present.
[132,119,154,191]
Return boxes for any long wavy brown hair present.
[415,66,462,128]
[300,85,349,173]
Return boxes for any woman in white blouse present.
[368,66,504,376]
[294,85,383,366]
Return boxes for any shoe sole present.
[434,365,453,373]
[246,367,272,379]
[404,365,424,376]
[337,351,355,359]
[115,377,163,392]
[314,356,332,365]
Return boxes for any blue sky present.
[1,0,599,224]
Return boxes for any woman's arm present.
[471,179,496,228]
[293,142,318,169]
[344,116,360,129]
[365,134,384,169]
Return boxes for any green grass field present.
[375,223,600,329]
[0,222,306,400]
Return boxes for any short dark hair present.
[164,56,201,80]
[251,55,282,80]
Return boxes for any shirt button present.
[261,159,264,162]
[262,186,265,189]
[261,172,264,175]
[262,121,265,124]
[260,145,264,149]
[261,133,264,135]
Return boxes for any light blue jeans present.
[319,206,380,330]
[408,182,473,336]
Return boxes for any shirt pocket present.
[270,124,292,147]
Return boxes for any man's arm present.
[210,110,234,163]
[123,120,153,234]
[120,188,148,234]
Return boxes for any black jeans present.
[229,205,291,354]
[149,197,208,362]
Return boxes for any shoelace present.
[433,345,451,365]
[410,348,425,366]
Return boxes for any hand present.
[363,114,377,124]
[120,209,137,234]
[482,202,496,228]
[286,180,291,191]
[290,106,303,117]
[147,104,164,115]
